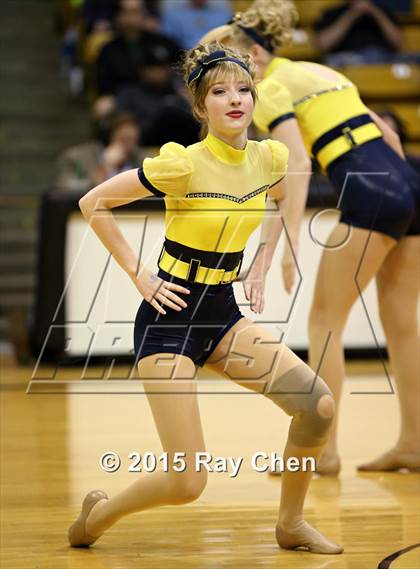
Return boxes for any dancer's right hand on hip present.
[133,267,190,315]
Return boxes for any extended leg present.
[358,235,420,471]
[308,224,395,474]
[69,353,208,546]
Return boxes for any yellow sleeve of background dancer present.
[253,77,295,134]
[263,139,289,186]
[139,142,193,197]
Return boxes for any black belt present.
[312,114,373,157]
[162,238,244,271]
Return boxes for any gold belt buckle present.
[342,126,357,148]
[187,258,201,283]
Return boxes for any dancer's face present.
[201,76,254,137]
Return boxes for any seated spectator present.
[141,86,201,147]
[115,34,199,144]
[314,0,403,66]
[55,112,144,192]
[82,0,159,33]
[160,0,232,50]
[95,0,179,96]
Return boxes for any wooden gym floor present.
[1,360,419,569]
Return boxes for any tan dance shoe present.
[68,489,108,547]
[276,522,344,554]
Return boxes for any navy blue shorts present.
[327,138,420,240]
[133,269,245,367]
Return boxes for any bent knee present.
[295,389,335,446]
[168,473,208,505]
[265,365,335,446]
[317,393,335,420]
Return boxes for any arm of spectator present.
[94,143,130,184]
[368,108,405,159]
[363,1,403,51]
[92,95,116,120]
[315,6,361,53]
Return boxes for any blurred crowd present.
[54,0,419,192]
[56,0,235,191]
[314,0,418,67]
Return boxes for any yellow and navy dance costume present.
[134,132,288,366]
[253,57,420,240]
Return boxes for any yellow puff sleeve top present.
[253,58,382,169]
[138,142,193,197]
[253,78,295,134]
[137,133,288,282]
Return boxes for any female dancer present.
[68,42,343,554]
[202,0,420,475]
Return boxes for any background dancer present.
[201,0,420,476]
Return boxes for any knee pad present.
[264,364,334,447]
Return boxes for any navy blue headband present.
[187,49,251,88]
[236,24,274,53]
[227,15,274,54]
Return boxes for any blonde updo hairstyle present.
[231,0,299,55]
[182,41,257,137]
